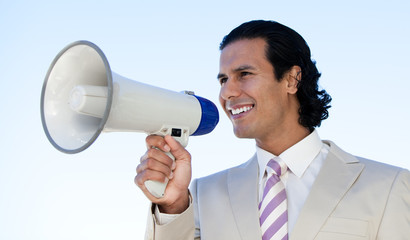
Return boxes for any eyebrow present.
[217,64,257,80]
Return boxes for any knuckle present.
[136,162,145,173]
[140,154,147,163]
[146,135,164,146]
[165,158,174,167]
[134,174,144,187]
[146,148,157,156]
[145,135,157,143]
[145,158,154,168]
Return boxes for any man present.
[135,20,410,240]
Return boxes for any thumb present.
[164,135,191,162]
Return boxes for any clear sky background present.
[1,0,409,239]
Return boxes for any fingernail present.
[169,171,174,179]
[171,162,176,170]
[164,144,171,152]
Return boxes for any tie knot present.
[266,157,287,177]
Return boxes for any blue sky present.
[1,0,409,239]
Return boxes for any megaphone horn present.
[40,41,219,198]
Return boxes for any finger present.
[135,169,169,187]
[146,135,171,152]
[142,147,174,167]
[134,173,170,203]
[137,157,173,178]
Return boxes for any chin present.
[233,127,253,139]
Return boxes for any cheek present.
[218,97,229,115]
[218,95,224,109]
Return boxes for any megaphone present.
[40,40,219,198]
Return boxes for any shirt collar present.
[257,129,323,181]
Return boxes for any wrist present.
[158,190,190,214]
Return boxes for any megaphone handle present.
[144,150,175,198]
[144,127,189,198]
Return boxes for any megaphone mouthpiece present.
[69,85,108,118]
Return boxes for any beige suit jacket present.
[146,141,410,239]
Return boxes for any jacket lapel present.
[290,141,364,240]
[227,155,262,240]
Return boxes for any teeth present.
[231,106,253,115]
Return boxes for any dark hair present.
[220,20,331,131]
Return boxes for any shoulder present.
[358,156,408,176]
[357,157,410,193]
[325,140,404,170]
[326,140,409,186]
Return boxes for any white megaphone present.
[40,40,219,198]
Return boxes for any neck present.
[256,125,311,156]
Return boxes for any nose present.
[219,79,240,101]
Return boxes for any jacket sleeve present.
[144,189,198,240]
[376,169,410,239]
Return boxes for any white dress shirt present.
[257,129,329,232]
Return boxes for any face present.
[218,38,298,144]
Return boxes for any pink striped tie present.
[259,157,288,240]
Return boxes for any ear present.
[285,65,301,94]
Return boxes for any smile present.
[230,105,254,115]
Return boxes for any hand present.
[135,135,191,214]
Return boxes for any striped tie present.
[259,157,288,240]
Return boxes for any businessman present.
[135,20,410,240]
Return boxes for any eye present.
[240,71,252,78]
[219,77,228,86]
